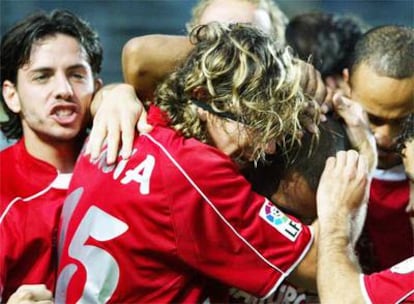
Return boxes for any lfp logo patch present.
[259,200,302,241]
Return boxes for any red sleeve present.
[361,257,414,303]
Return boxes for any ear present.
[2,80,21,113]
[197,106,208,122]
[94,78,103,92]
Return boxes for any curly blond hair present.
[155,23,314,162]
[186,0,288,45]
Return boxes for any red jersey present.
[357,166,413,273]
[56,112,313,303]
[0,140,70,301]
[361,257,414,303]
[229,282,312,304]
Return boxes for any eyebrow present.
[28,63,89,73]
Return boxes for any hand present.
[297,60,333,133]
[402,138,414,180]
[333,93,377,173]
[399,113,414,180]
[86,83,153,164]
[6,284,53,304]
[316,150,369,223]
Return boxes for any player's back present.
[56,126,224,303]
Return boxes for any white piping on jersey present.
[143,133,308,276]
[359,274,373,304]
[396,289,414,304]
[373,164,407,181]
[0,173,70,224]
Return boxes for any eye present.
[71,72,85,80]
[367,114,386,126]
[33,73,49,82]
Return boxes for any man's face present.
[4,33,99,145]
[350,63,414,169]
[199,0,272,35]
[205,113,276,165]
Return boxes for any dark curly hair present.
[0,9,103,139]
[286,12,366,78]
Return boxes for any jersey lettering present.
[121,154,155,195]
[56,205,128,303]
[90,148,155,195]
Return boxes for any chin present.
[377,153,402,170]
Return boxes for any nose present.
[372,124,398,150]
[54,73,73,100]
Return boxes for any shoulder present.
[142,126,238,176]
[361,257,414,303]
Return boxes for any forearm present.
[318,215,365,303]
[286,221,318,292]
[122,35,193,101]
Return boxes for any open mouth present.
[50,104,78,125]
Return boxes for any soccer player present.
[56,22,367,303]
[345,25,414,272]
[186,0,288,44]
[0,9,143,302]
[317,113,414,303]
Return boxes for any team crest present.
[259,200,302,241]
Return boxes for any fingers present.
[7,284,53,304]
[321,87,334,114]
[120,117,135,160]
[298,60,330,111]
[317,150,369,219]
[84,83,147,164]
[301,113,319,134]
[136,110,153,134]
[357,154,369,181]
[105,121,121,165]
[85,116,107,160]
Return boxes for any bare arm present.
[285,221,318,292]
[316,150,369,303]
[122,35,193,101]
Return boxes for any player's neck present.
[23,132,85,173]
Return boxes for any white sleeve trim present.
[359,274,372,304]
[373,165,407,181]
[261,224,315,300]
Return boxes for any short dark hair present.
[0,9,103,139]
[286,12,365,78]
[349,25,414,79]
[245,116,351,198]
